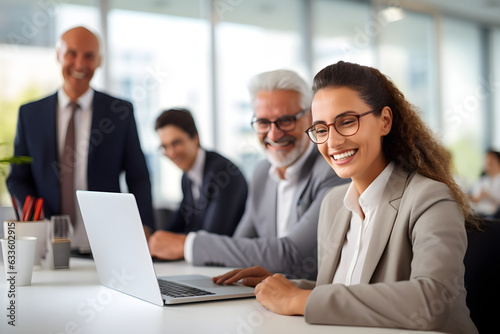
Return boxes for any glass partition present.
[107,1,209,206]
[440,17,483,190]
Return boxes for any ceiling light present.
[380,6,405,23]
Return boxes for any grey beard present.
[263,136,308,168]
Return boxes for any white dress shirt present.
[186,148,206,202]
[57,88,93,252]
[332,162,394,286]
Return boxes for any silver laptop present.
[76,190,254,306]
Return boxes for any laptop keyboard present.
[158,279,215,298]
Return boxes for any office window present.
[0,1,99,204]
[492,29,500,149]
[378,10,438,129]
[312,0,374,73]
[440,17,484,189]
[215,0,306,178]
[107,0,209,207]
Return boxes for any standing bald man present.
[7,26,154,253]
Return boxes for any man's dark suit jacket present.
[164,151,248,236]
[6,90,155,230]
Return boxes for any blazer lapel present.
[197,159,212,219]
[266,180,278,237]
[45,93,60,204]
[292,147,318,221]
[359,167,410,283]
[317,206,351,285]
[46,93,59,165]
[87,91,102,164]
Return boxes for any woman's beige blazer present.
[297,166,477,334]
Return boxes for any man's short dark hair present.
[155,108,198,139]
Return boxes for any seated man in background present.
[155,108,248,235]
[148,70,348,280]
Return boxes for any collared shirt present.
[269,142,313,238]
[332,162,394,286]
[186,148,206,202]
[57,87,94,252]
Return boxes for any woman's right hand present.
[212,266,273,287]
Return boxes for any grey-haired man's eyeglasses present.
[251,109,308,134]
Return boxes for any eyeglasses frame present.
[251,108,308,134]
[305,109,378,144]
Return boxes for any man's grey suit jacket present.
[192,146,349,280]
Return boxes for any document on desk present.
[76,190,255,306]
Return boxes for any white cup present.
[1,236,37,286]
[3,220,49,266]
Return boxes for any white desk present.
[0,258,443,334]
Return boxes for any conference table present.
[0,257,445,334]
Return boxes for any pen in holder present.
[51,215,73,269]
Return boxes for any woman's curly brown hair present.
[313,61,481,231]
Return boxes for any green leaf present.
[0,156,32,165]
[0,156,32,177]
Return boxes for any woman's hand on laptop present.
[148,230,186,260]
[213,266,272,287]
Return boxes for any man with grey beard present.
[148,69,348,279]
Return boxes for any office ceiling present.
[115,0,500,29]
[402,0,500,26]
[117,0,500,27]
[4,0,500,27]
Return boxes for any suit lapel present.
[267,180,278,237]
[45,93,60,209]
[359,167,410,283]
[87,91,101,164]
[197,153,212,219]
[317,206,351,285]
[46,93,59,165]
[291,147,317,221]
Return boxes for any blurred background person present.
[155,108,247,235]
[470,149,500,217]
[7,26,154,253]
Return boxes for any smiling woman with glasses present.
[213,61,481,334]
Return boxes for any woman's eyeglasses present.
[305,109,377,144]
